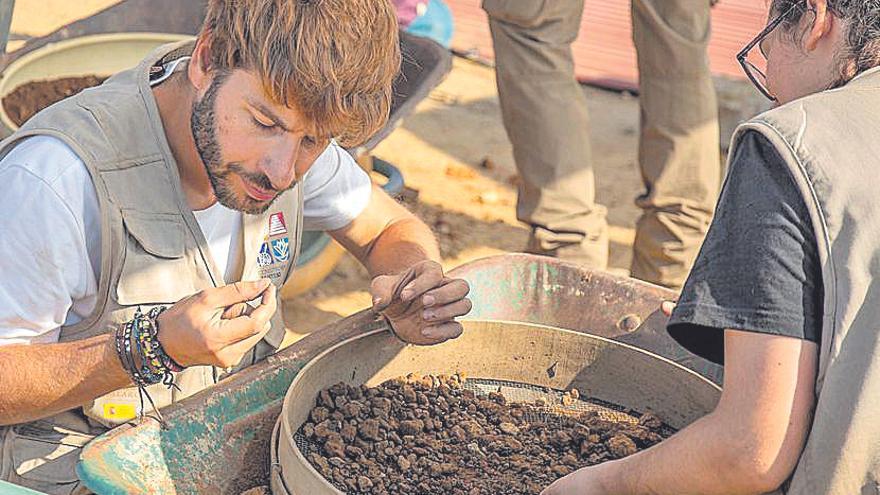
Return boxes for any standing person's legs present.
[631,0,721,289]
[483,0,608,269]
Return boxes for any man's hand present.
[542,466,607,495]
[157,279,277,368]
[371,260,471,345]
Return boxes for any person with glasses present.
[481,0,722,290]
[544,0,880,494]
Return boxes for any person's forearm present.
[593,412,778,495]
[587,333,816,495]
[360,217,440,276]
[0,334,131,425]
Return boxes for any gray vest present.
[733,67,880,494]
[0,41,302,494]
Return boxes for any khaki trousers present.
[483,0,720,289]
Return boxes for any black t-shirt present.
[668,131,824,365]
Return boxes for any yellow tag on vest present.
[102,403,138,421]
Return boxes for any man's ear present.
[188,33,215,93]
[804,0,833,51]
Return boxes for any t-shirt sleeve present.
[667,130,823,365]
[301,141,373,231]
[0,154,97,345]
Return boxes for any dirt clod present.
[300,375,670,494]
[3,76,107,127]
[357,476,374,491]
[606,433,638,458]
[239,486,270,495]
[498,422,520,435]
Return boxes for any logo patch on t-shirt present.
[271,237,290,262]
[269,212,288,236]
[257,242,273,267]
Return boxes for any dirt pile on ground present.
[3,75,106,126]
[299,374,669,494]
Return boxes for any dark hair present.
[772,0,880,84]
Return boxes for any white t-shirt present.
[0,135,371,345]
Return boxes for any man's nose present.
[261,141,300,190]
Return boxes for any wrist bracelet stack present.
[114,306,185,426]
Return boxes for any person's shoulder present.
[728,129,786,173]
[300,142,372,230]
[302,141,367,194]
[306,141,347,173]
[0,135,89,186]
[0,135,98,226]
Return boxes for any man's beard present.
[190,74,282,215]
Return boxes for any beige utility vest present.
[0,41,302,492]
[732,67,880,494]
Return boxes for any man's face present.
[191,70,330,214]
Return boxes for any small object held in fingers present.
[243,284,273,314]
[243,299,260,315]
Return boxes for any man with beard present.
[0,1,470,493]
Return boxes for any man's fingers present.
[205,279,271,308]
[216,321,273,367]
[422,298,472,322]
[214,315,265,345]
[421,321,463,342]
[370,275,398,312]
[228,284,274,318]
[260,283,277,304]
[421,278,470,307]
[399,264,444,302]
[248,284,277,324]
[215,285,277,345]
[222,302,250,319]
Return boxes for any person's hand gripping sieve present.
[371,260,472,345]
[156,279,277,368]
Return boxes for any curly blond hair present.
[201,0,401,146]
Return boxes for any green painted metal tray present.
[76,254,721,494]
[0,480,45,494]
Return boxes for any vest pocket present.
[116,210,200,305]
[120,210,185,259]
[1,422,92,493]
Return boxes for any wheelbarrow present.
[76,254,722,494]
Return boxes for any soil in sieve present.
[298,374,670,494]
[3,75,107,127]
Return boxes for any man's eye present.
[303,136,318,148]
[252,117,276,130]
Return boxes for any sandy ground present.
[7,0,647,343]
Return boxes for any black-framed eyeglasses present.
[737,3,799,102]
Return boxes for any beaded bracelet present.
[134,312,166,378]
[113,306,186,427]
[143,306,184,373]
[117,310,163,386]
